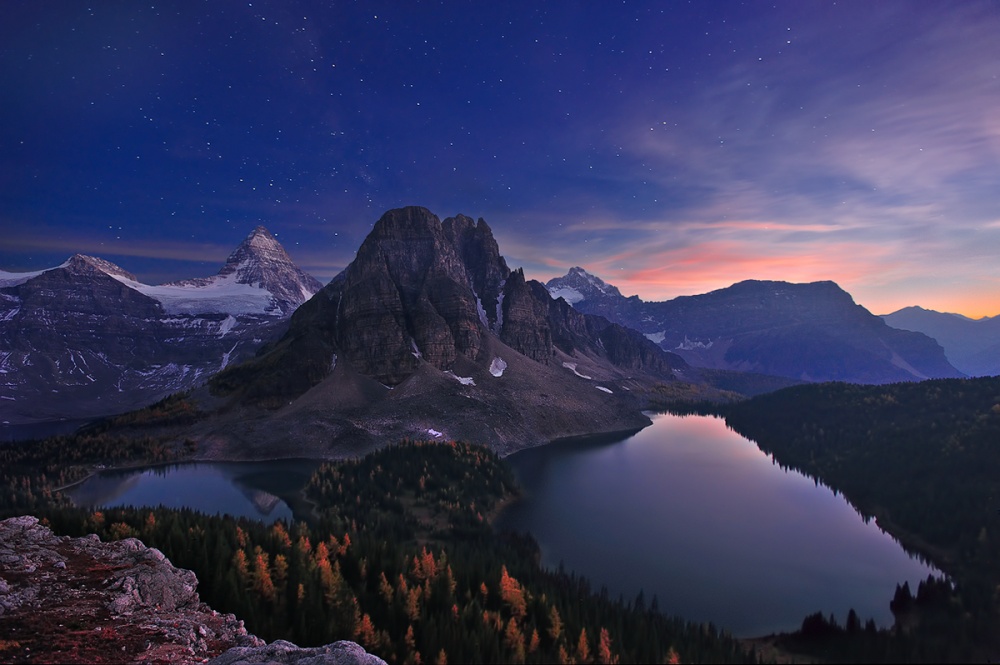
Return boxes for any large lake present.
[494,413,939,637]
[64,414,939,637]
[68,459,321,524]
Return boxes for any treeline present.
[722,376,1000,661]
[18,439,753,664]
[0,393,201,512]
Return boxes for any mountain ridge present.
[546,267,963,384]
[882,306,1000,376]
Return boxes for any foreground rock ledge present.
[0,516,384,664]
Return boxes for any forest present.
[720,376,1000,662]
[6,376,1000,662]
[1,429,752,664]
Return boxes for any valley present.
[1,207,998,662]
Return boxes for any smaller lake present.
[496,413,940,637]
[67,459,322,524]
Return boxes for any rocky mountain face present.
[204,207,691,458]
[882,306,1000,377]
[0,227,321,426]
[546,268,963,384]
[0,516,383,665]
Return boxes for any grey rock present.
[0,516,264,661]
[210,639,387,665]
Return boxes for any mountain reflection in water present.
[67,460,321,524]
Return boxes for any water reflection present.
[68,459,321,524]
[496,413,940,637]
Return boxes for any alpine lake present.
[67,412,938,637]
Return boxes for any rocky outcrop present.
[0,515,261,662]
[211,639,386,665]
[0,516,382,665]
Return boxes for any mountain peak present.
[546,266,624,304]
[222,226,289,271]
[158,227,322,316]
[65,254,137,281]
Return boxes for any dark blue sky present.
[3,1,999,316]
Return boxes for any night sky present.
[2,1,999,317]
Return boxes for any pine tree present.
[576,627,590,663]
[504,617,526,664]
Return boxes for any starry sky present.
[2,1,999,317]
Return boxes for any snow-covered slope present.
[0,228,322,426]
[154,226,322,316]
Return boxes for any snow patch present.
[410,339,423,359]
[445,371,475,386]
[644,331,666,344]
[219,342,239,371]
[427,429,443,438]
[330,353,338,372]
[489,357,507,377]
[562,362,592,380]
[548,286,584,304]
[0,263,66,288]
[217,315,238,337]
[595,386,613,394]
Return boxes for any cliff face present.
[0,516,382,665]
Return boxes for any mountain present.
[201,207,697,458]
[546,268,963,384]
[882,306,1000,376]
[0,227,321,426]
[152,225,322,316]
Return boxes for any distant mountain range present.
[0,227,320,425]
[881,306,1000,377]
[546,267,963,384]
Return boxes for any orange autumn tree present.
[597,627,617,664]
[504,616,526,664]
[499,565,527,617]
[577,627,591,663]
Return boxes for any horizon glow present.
[2,2,998,318]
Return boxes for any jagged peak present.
[548,266,623,301]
